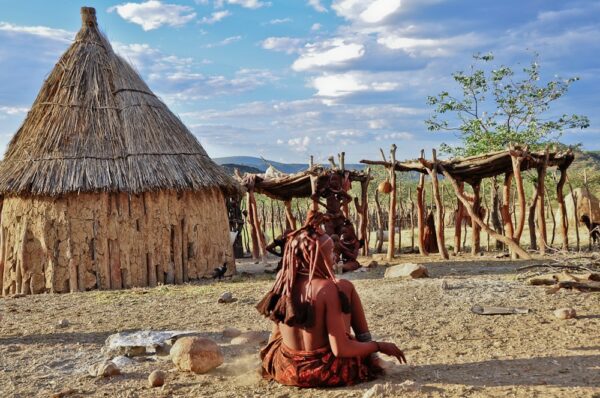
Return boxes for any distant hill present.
[213,156,364,174]
[219,163,262,175]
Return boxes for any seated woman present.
[257,212,406,388]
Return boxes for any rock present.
[56,319,70,328]
[440,280,449,290]
[554,308,576,320]
[363,381,420,398]
[170,337,223,374]
[384,263,428,279]
[230,331,269,346]
[111,355,134,368]
[222,327,242,338]
[148,370,166,387]
[365,260,378,268]
[88,360,121,378]
[103,330,199,357]
[218,291,237,304]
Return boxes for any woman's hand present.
[376,342,407,364]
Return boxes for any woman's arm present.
[322,283,379,358]
[323,282,407,364]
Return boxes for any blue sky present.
[0,0,599,163]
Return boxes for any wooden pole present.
[417,170,428,256]
[454,181,464,255]
[510,148,527,243]
[409,186,415,253]
[284,200,297,230]
[584,169,593,250]
[424,149,449,259]
[355,168,371,256]
[471,180,482,255]
[566,174,580,251]
[387,144,398,261]
[374,190,384,253]
[537,148,549,255]
[440,165,531,259]
[246,192,260,260]
[501,172,516,258]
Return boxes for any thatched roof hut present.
[564,187,600,226]
[0,7,238,295]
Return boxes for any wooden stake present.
[424,149,449,259]
[471,180,482,255]
[537,147,549,255]
[374,190,384,253]
[417,170,428,256]
[501,172,516,258]
[454,181,464,255]
[387,144,398,260]
[566,173,579,251]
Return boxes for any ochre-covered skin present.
[0,188,234,295]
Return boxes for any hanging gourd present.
[378,180,392,194]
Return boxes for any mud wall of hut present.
[0,188,234,295]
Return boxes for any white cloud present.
[377,32,486,57]
[0,105,29,117]
[292,39,365,71]
[288,136,311,152]
[215,0,270,9]
[360,0,402,23]
[203,35,242,48]
[308,0,327,13]
[311,72,399,97]
[268,18,292,25]
[200,10,231,24]
[374,131,413,141]
[0,22,73,42]
[108,1,196,31]
[311,23,322,31]
[261,37,304,54]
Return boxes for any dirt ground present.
[0,253,599,398]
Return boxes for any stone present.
[170,337,223,374]
[103,330,199,357]
[111,355,134,368]
[50,388,76,398]
[222,327,242,338]
[148,370,166,387]
[363,381,420,398]
[365,260,378,268]
[88,360,121,378]
[230,331,269,346]
[384,263,428,279]
[554,308,576,320]
[56,319,70,328]
[218,291,237,304]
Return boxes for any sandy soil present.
[0,253,599,398]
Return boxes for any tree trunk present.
[471,180,482,255]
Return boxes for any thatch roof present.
[0,7,238,196]
[237,166,369,201]
[362,148,574,184]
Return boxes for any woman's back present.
[279,276,336,351]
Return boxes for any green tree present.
[426,53,589,156]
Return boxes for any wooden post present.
[471,180,482,255]
[309,175,319,213]
[440,165,531,259]
[510,147,527,242]
[528,186,539,251]
[355,168,371,256]
[270,200,275,241]
[454,181,464,255]
[423,149,449,259]
[417,170,428,256]
[387,144,398,261]
[284,200,297,230]
[246,192,260,260]
[409,186,415,253]
[567,174,580,251]
[501,172,516,258]
[584,169,594,250]
[374,190,384,253]
[537,148,549,255]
